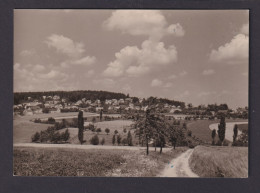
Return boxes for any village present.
[13,94,248,120]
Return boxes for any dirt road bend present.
[159,149,199,177]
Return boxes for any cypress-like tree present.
[78,111,84,144]
[127,131,133,146]
[211,129,216,145]
[217,116,226,145]
[233,124,238,145]
[112,135,116,145]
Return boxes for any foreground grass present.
[13,147,187,177]
[189,146,248,178]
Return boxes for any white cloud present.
[242,72,248,77]
[38,70,68,80]
[103,40,177,77]
[164,82,173,88]
[61,56,96,68]
[45,34,85,58]
[202,69,215,76]
[85,70,95,77]
[175,90,190,99]
[14,63,21,70]
[20,49,35,56]
[104,10,184,41]
[240,23,249,35]
[32,64,45,73]
[179,71,187,77]
[93,78,115,88]
[209,34,248,64]
[168,74,177,79]
[198,91,216,97]
[151,79,163,87]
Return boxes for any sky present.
[14,10,249,109]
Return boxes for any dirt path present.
[13,143,173,152]
[159,149,199,177]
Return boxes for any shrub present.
[90,135,99,145]
[61,129,70,142]
[117,135,121,145]
[31,132,40,142]
[96,128,102,134]
[123,128,127,133]
[34,118,42,123]
[187,130,192,137]
[101,138,105,145]
[127,131,133,146]
[47,117,56,124]
[122,138,128,146]
[114,130,118,135]
[105,128,110,135]
[112,135,116,145]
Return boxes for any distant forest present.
[13,90,186,108]
[13,90,127,105]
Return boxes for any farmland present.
[189,146,248,178]
[13,146,187,177]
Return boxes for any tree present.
[92,117,96,124]
[78,111,84,144]
[183,122,187,130]
[112,135,116,145]
[96,128,102,134]
[114,130,118,135]
[122,138,128,146]
[233,124,238,145]
[63,129,70,142]
[90,135,99,145]
[31,132,40,142]
[117,134,121,145]
[101,138,105,145]
[123,128,127,133]
[127,131,133,146]
[217,116,226,145]
[105,128,110,135]
[100,110,103,121]
[211,129,216,145]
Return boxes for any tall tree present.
[78,111,84,144]
[217,116,226,145]
[233,124,238,145]
[100,110,103,121]
[127,131,133,146]
[112,135,116,145]
[211,129,216,145]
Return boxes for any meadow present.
[189,146,248,178]
[13,146,187,177]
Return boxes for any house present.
[53,95,60,100]
[23,108,33,116]
[119,99,125,104]
[96,107,103,112]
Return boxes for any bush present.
[31,132,40,142]
[105,128,110,135]
[101,138,105,145]
[187,130,192,137]
[90,135,99,145]
[34,118,42,123]
[122,138,128,146]
[47,117,56,124]
[96,128,102,134]
[61,129,70,142]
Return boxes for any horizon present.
[14,10,248,109]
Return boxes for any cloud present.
[32,64,45,72]
[103,10,184,41]
[85,70,95,78]
[61,56,96,68]
[168,74,177,79]
[103,40,177,77]
[209,33,248,64]
[179,71,187,77]
[202,69,215,76]
[151,79,163,87]
[240,23,249,35]
[164,82,173,88]
[93,78,115,88]
[38,70,68,80]
[198,91,216,97]
[242,72,248,77]
[20,49,35,56]
[175,90,190,99]
[45,34,85,58]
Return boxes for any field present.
[189,146,248,178]
[187,119,248,144]
[13,146,187,177]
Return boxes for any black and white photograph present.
[13,9,249,178]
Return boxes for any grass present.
[189,145,248,178]
[187,119,248,144]
[13,146,187,177]
[69,120,137,145]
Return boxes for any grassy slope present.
[189,146,248,178]
[187,119,248,144]
[13,147,187,177]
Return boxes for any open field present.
[13,116,52,143]
[13,146,187,177]
[187,119,248,144]
[189,146,248,178]
[66,120,136,145]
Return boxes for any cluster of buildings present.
[13,95,248,120]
